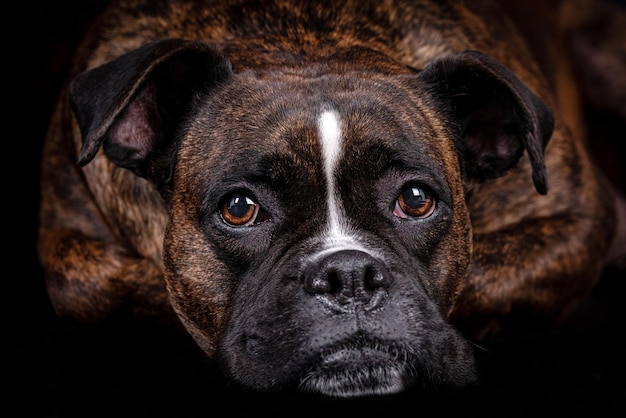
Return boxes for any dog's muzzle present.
[219,249,477,398]
[299,251,407,397]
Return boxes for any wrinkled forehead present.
[185,71,453,177]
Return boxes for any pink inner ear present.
[108,85,160,162]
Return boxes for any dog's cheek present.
[403,199,472,315]
[429,147,475,315]
[162,215,234,357]
[435,217,473,313]
[215,259,305,387]
[391,200,472,314]
[425,185,473,315]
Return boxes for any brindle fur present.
[38,0,625,393]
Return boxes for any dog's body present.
[38,0,626,398]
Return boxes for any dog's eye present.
[221,193,265,226]
[393,186,435,219]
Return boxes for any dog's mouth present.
[298,338,414,398]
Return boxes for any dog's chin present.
[298,345,411,398]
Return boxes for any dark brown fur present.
[38,0,626,394]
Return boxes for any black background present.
[4,1,625,417]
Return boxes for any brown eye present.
[221,194,260,226]
[393,186,435,219]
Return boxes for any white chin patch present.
[299,363,407,398]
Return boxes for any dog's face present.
[71,40,551,397]
[166,66,476,397]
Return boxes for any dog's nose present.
[304,250,391,311]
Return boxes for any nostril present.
[363,265,389,291]
[308,268,341,294]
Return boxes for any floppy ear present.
[418,50,554,194]
[69,38,232,186]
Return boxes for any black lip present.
[317,336,408,366]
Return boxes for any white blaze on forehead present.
[318,110,342,230]
[315,109,369,258]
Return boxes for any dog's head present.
[70,39,553,397]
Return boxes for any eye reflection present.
[221,194,260,226]
[393,186,435,219]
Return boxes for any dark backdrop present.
[4,1,625,417]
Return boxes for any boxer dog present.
[38,0,626,398]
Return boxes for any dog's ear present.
[418,50,554,194]
[69,38,232,184]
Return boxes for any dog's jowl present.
[38,0,626,398]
